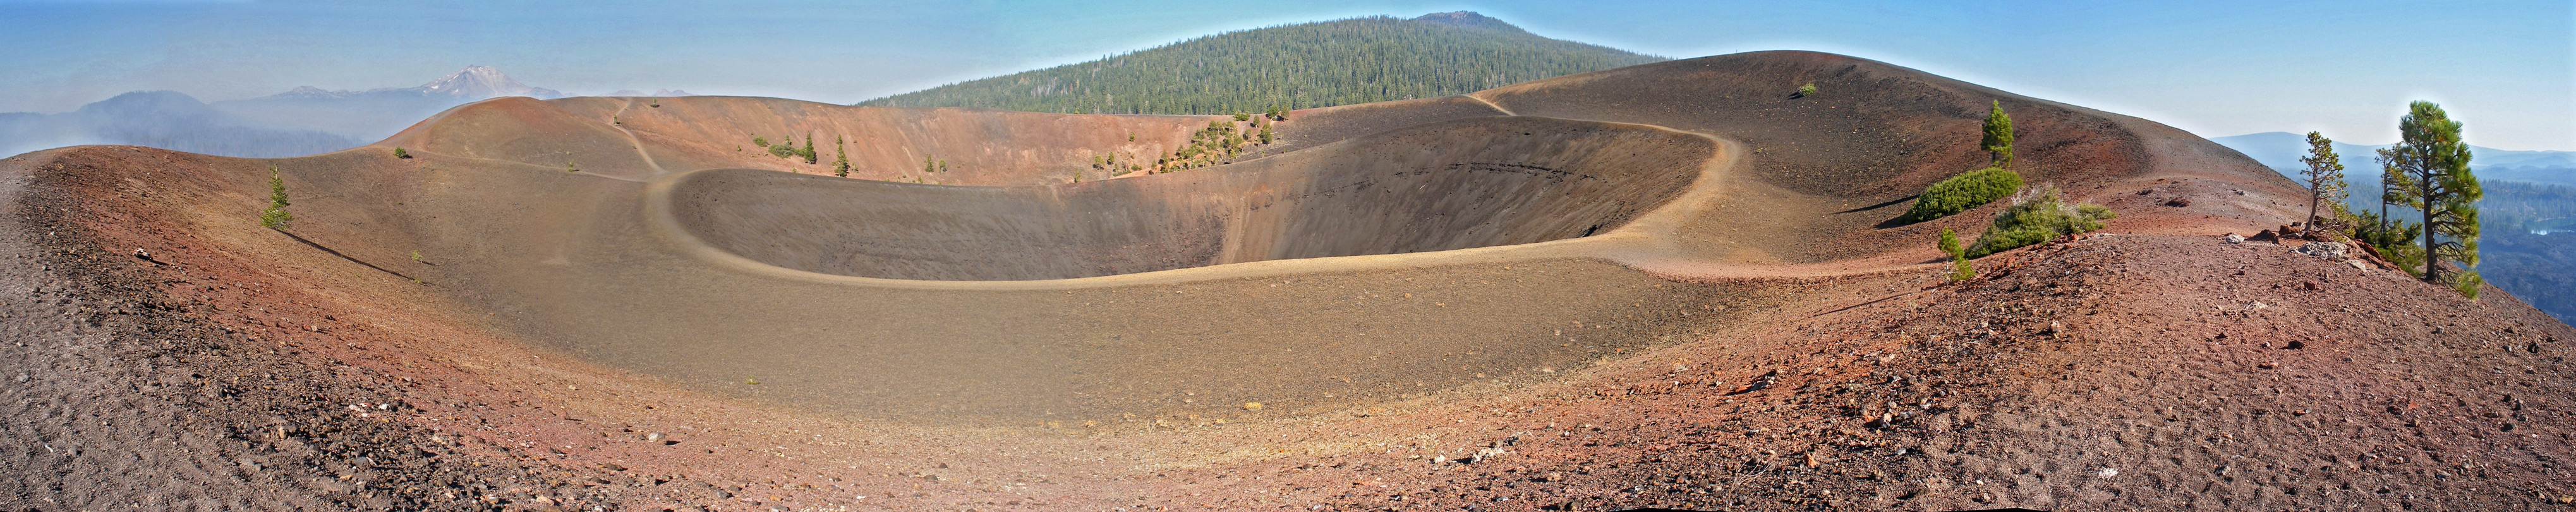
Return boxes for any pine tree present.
[2374,146,2416,247]
[1982,101,2015,169]
[2299,131,2347,230]
[833,135,850,178]
[800,132,819,164]
[259,164,293,230]
[2392,101,2481,294]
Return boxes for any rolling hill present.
[856,11,1665,114]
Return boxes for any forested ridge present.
[858,13,1664,114]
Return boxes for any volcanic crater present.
[6,51,2572,512]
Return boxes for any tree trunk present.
[2421,176,2441,284]
[2318,181,2338,231]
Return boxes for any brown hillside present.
[4,50,2568,512]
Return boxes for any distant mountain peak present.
[1411,11,1527,34]
[418,65,561,99]
[76,90,221,118]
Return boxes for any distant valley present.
[0,66,689,159]
[2211,131,2576,187]
[2213,131,2576,324]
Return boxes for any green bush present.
[1900,167,2023,224]
[392,147,411,159]
[1964,187,2115,258]
[753,136,770,148]
[1796,83,1817,97]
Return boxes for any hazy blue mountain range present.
[0,90,361,159]
[1,66,690,159]
[860,11,1666,114]
[205,65,569,140]
[2211,131,2576,187]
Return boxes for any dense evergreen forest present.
[857,13,1665,114]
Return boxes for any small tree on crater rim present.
[834,135,851,178]
[800,131,819,164]
[2299,131,2347,230]
[258,164,293,231]
[1983,100,2015,170]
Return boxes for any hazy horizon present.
[2,0,2567,150]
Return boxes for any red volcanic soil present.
[6,50,2574,512]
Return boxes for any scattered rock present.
[2347,260,2369,271]
[2251,229,2280,243]
[2295,241,2350,259]
[1242,402,1265,411]
[644,432,665,443]
[1723,369,1779,396]
[2164,197,2191,207]
[2223,233,2245,244]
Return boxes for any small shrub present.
[1796,83,1818,97]
[1899,167,2023,224]
[768,144,796,159]
[567,162,580,173]
[753,136,770,147]
[392,147,411,159]
[1939,228,1973,281]
[1233,113,1252,122]
[1964,187,2114,258]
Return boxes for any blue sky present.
[1,0,2568,150]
